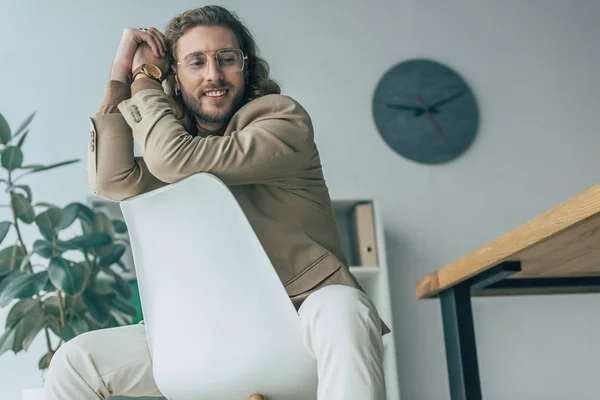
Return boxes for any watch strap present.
[131,64,162,84]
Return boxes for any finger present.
[147,28,167,56]
[141,32,161,58]
[150,31,165,57]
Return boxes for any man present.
[45,5,388,400]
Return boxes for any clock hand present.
[386,103,440,117]
[416,94,450,146]
[385,103,424,112]
[427,90,467,110]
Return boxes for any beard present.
[181,84,244,125]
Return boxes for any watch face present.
[144,64,162,79]
[372,59,479,165]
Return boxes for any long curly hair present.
[163,5,281,135]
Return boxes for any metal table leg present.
[440,283,482,400]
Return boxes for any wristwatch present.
[132,63,163,83]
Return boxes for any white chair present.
[119,173,318,400]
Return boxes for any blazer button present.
[89,131,95,152]
[130,105,142,123]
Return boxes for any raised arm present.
[118,86,315,187]
[88,28,171,201]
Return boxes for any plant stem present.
[7,172,33,274]
[43,327,55,363]
[57,291,66,329]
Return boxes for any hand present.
[110,27,168,83]
[132,42,171,81]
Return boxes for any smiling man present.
[45,5,388,400]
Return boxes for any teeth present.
[205,90,227,97]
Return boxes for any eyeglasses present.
[176,48,248,75]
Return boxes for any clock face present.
[372,59,479,165]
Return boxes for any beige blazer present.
[88,86,389,335]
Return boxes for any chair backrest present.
[120,173,317,400]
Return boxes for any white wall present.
[1,0,599,399]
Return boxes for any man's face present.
[175,25,246,129]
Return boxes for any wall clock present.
[372,59,479,165]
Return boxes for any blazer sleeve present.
[116,91,314,186]
[88,82,167,201]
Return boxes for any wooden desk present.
[415,183,600,400]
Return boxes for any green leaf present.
[59,203,79,230]
[32,240,54,258]
[38,352,51,370]
[0,245,25,276]
[22,159,80,175]
[0,271,48,307]
[63,293,85,314]
[109,272,133,300]
[98,244,126,268]
[11,192,35,224]
[47,257,86,295]
[13,311,46,352]
[58,315,89,342]
[0,325,16,356]
[11,185,32,203]
[59,233,112,251]
[35,207,63,241]
[0,221,11,246]
[42,296,62,320]
[111,310,133,326]
[0,113,11,145]
[33,202,58,208]
[6,298,38,328]
[93,212,115,257]
[17,130,29,149]
[70,316,89,336]
[45,314,61,337]
[82,292,111,325]
[77,203,95,225]
[13,112,35,139]
[112,219,128,234]
[21,164,44,170]
[89,277,114,295]
[0,270,23,293]
[18,250,38,272]
[1,147,24,170]
[43,278,56,292]
[109,295,137,317]
[80,219,94,236]
[116,260,128,272]
[58,323,76,342]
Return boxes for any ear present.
[171,65,180,88]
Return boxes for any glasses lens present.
[184,54,208,70]
[217,50,244,72]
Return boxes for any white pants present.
[45,285,386,400]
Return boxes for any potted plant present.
[0,112,137,399]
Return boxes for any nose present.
[204,57,222,82]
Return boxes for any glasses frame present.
[175,48,249,74]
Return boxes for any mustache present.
[201,82,230,92]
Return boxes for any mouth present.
[202,88,229,100]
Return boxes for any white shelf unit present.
[332,199,400,400]
[89,194,400,399]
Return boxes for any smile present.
[203,89,228,98]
